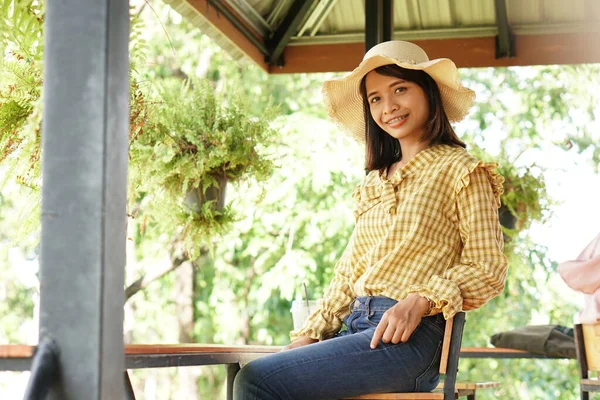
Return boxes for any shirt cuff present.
[406,280,462,320]
[290,327,322,342]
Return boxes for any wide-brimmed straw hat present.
[323,40,475,142]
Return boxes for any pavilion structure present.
[167,0,600,73]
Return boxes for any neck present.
[386,139,430,179]
[398,138,430,166]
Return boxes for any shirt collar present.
[380,144,450,184]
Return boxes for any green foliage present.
[210,114,362,343]
[459,358,578,400]
[456,66,600,238]
[496,162,550,232]
[0,2,151,236]
[0,0,43,191]
[128,77,278,257]
[469,145,551,236]
[0,180,38,344]
[460,66,600,170]
[0,0,44,60]
[0,259,35,342]
[129,7,149,72]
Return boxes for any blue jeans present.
[233,296,445,400]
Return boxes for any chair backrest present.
[440,312,466,400]
[576,323,600,374]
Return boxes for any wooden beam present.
[269,42,364,74]
[270,33,600,73]
[187,0,269,72]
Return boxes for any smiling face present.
[364,70,429,144]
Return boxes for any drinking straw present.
[303,282,309,308]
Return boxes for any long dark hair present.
[359,65,466,172]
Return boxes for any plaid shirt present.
[291,144,508,341]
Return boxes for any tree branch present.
[125,256,187,301]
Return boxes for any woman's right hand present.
[282,336,318,351]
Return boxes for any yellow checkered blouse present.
[291,144,508,341]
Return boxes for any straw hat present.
[323,40,475,142]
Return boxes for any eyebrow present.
[367,79,407,98]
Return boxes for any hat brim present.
[322,54,475,143]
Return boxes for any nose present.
[383,96,399,115]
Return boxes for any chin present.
[387,131,415,140]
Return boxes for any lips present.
[386,114,408,125]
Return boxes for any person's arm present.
[558,235,600,294]
[406,164,508,319]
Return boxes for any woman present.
[234,40,508,400]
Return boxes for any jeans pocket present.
[343,312,359,334]
[413,339,443,392]
[365,311,382,327]
[420,315,445,336]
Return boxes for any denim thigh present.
[233,296,445,400]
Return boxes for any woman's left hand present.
[369,293,430,349]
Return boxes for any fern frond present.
[130,6,148,71]
[1,0,44,61]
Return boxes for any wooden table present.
[0,344,572,399]
[1,344,283,400]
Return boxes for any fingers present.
[370,299,425,349]
[282,337,318,352]
[391,327,405,344]
[370,319,386,349]
[400,325,415,343]
[281,343,294,352]
[281,343,295,352]
[381,322,397,344]
[371,320,418,349]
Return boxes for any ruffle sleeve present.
[455,161,505,209]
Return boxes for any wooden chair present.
[342,312,466,400]
[575,323,600,400]
[440,381,500,400]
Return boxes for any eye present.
[369,96,380,104]
[395,86,407,93]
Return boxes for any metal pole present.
[40,0,129,398]
[365,0,394,53]
[494,0,515,58]
[226,363,241,400]
[382,0,393,44]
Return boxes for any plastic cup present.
[290,300,319,330]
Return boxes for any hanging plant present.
[469,145,552,241]
[128,78,278,257]
[496,161,550,233]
